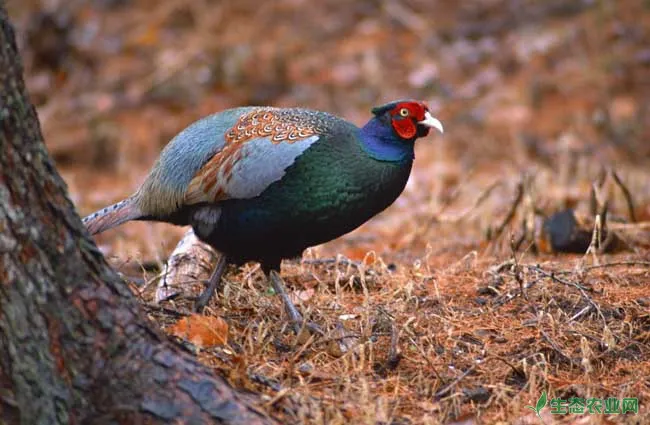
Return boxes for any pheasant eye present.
[399,108,409,117]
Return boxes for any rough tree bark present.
[0,4,278,424]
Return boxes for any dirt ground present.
[9,0,650,423]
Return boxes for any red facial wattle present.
[391,117,417,139]
[389,102,428,140]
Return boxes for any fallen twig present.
[522,264,593,292]
[581,260,650,271]
[434,364,478,400]
[301,257,364,268]
[143,302,192,317]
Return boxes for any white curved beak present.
[418,111,444,134]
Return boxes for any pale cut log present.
[155,228,221,303]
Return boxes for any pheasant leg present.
[269,270,323,335]
[195,255,228,312]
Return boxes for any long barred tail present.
[83,198,143,235]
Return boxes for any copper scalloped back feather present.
[185,108,323,204]
[227,109,320,143]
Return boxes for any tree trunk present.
[0,4,278,424]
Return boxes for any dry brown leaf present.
[169,314,228,347]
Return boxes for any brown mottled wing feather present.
[184,108,322,205]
